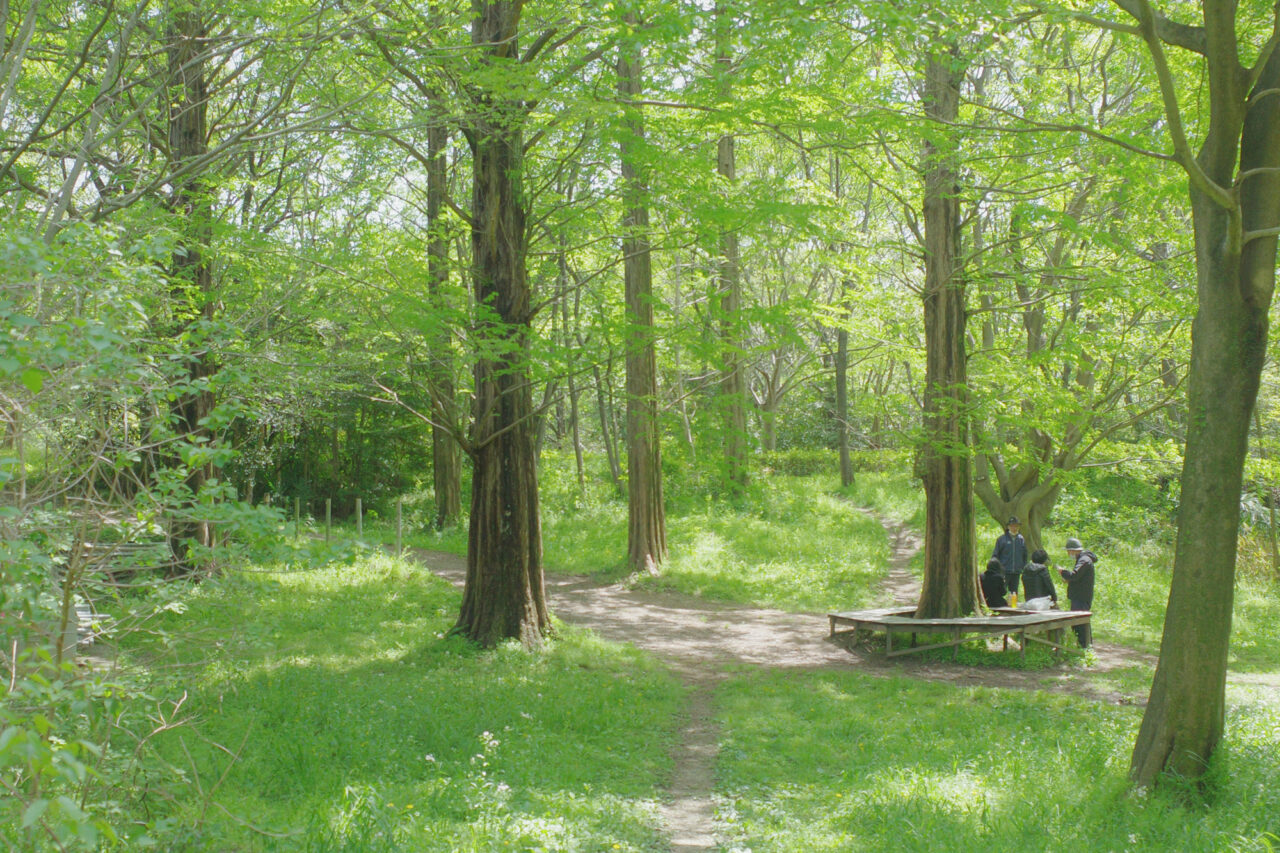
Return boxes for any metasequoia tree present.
[915,44,978,618]
[617,13,667,575]
[1090,0,1280,788]
[451,0,550,647]
[162,1,217,569]
[714,0,750,493]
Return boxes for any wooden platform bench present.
[828,607,1092,662]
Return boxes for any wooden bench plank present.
[827,606,1092,659]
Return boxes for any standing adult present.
[992,516,1027,601]
[1058,537,1097,648]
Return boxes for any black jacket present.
[1059,550,1097,610]
[980,567,1008,608]
[993,531,1028,576]
[1022,561,1057,603]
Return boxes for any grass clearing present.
[713,669,1280,852]
[635,474,891,612]
[116,553,684,851]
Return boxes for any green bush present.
[760,449,837,476]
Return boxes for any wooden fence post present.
[294,497,301,539]
[396,498,403,557]
[325,498,332,544]
[356,497,363,537]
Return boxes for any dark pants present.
[1069,599,1092,647]
[1005,573,1022,600]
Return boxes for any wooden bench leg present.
[952,627,960,661]
[886,628,893,655]
[1020,630,1026,663]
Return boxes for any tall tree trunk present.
[673,251,697,459]
[454,0,549,648]
[618,18,666,575]
[591,362,624,493]
[1131,27,1280,784]
[562,268,586,489]
[836,280,854,487]
[759,403,778,453]
[915,49,976,619]
[715,1,748,493]
[427,111,461,529]
[165,4,215,572]
[1255,410,1280,573]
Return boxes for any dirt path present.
[407,519,1265,851]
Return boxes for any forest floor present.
[409,509,1278,852]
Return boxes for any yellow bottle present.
[1009,591,1018,608]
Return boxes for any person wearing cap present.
[992,516,1028,601]
[1058,537,1097,648]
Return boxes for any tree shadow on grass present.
[711,669,1280,853]
[138,566,683,851]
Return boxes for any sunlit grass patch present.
[637,474,890,611]
[115,553,683,850]
[844,470,926,532]
[713,669,1280,852]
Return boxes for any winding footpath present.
[410,512,1276,852]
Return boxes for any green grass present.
[713,669,1280,852]
[844,470,927,533]
[337,459,1280,668]
[115,553,684,851]
[349,471,893,613]
[90,460,1280,851]
[633,474,891,612]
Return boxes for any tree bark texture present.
[618,24,667,575]
[1131,17,1280,786]
[426,113,462,529]
[715,3,748,493]
[165,5,215,572]
[454,0,549,648]
[915,50,977,619]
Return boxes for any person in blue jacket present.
[1058,537,1097,648]
[992,516,1027,600]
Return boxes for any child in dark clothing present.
[980,558,1008,609]
[1022,548,1058,605]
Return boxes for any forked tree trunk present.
[165,5,215,573]
[426,114,461,529]
[973,452,1062,555]
[454,0,549,648]
[915,49,977,619]
[618,19,666,575]
[1131,29,1280,785]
